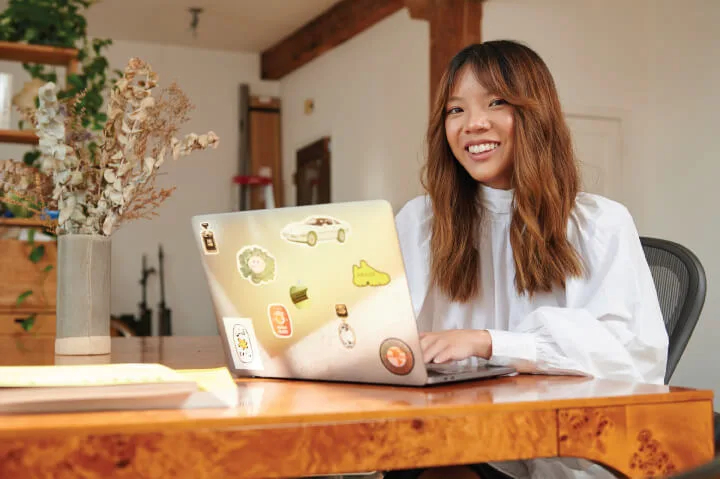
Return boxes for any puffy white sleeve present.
[486,201,669,385]
[395,196,433,321]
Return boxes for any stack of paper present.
[0,363,238,414]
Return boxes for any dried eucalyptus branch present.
[2,56,220,237]
[0,159,55,230]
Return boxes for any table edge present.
[0,391,712,439]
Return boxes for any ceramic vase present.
[55,234,111,355]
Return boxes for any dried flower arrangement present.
[0,57,219,236]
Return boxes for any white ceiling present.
[81,0,343,53]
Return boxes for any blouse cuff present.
[486,329,537,368]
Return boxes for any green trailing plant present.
[0,0,116,331]
[13,228,55,332]
[0,0,119,135]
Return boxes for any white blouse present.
[395,184,669,479]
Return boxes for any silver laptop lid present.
[191,200,429,386]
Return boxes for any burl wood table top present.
[0,335,713,478]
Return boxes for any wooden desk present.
[0,336,714,478]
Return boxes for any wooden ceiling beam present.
[260,0,405,80]
[407,0,484,104]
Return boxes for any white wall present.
[280,0,720,404]
[279,9,429,212]
[1,39,279,336]
[643,0,720,402]
[482,0,656,230]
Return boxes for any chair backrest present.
[640,237,707,384]
[667,456,720,479]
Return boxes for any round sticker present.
[379,338,415,375]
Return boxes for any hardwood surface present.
[0,239,57,315]
[0,129,39,145]
[249,95,284,208]
[0,218,55,228]
[0,40,78,66]
[0,313,55,336]
[0,336,714,478]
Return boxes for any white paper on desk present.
[0,364,239,414]
[0,382,199,414]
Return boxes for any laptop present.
[191,200,515,386]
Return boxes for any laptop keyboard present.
[426,364,468,376]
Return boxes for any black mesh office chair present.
[640,237,707,384]
[640,237,716,453]
[667,456,720,479]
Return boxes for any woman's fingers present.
[419,333,436,358]
[421,334,449,364]
[433,347,453,364]
[419,332,435,353]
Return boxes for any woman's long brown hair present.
[422,40,584,302]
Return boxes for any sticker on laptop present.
[335,304,356,349]
[222,317,264,370]
[289,282,311,309]
[335,303,348,318]
[200,222,219,254]
[268,304,293,338]
[237,245,276,286]
[379,338,414,375]
[352,260,390,287]
[280,215,350,247]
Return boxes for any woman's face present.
[444,65,515,190]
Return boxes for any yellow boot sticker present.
[352,260,390,287]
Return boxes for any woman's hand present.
[419,329,493,364]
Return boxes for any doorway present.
[295,137,330,206]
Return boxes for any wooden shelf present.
[0,218,54,228]
[0,40,78,67]
[0,129,38,145]
[0,41,79,149]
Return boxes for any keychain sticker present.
[352,260,391,287]
[280,215,351,247]
[338,322,356,349]
[289,283,311,309]
[222,317,264,370]
[268,304,293,338]
[237,245,276,286]
[335,303,355,349]
[379,338,414,375]
[200,222,219,254]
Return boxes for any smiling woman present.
[387,40,669,479]
[426,40,583,304]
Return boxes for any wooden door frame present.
[295,137,331,206]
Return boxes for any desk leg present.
[557,400,714,478]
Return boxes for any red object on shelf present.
[233,175,275,209]
[232,175,273,186]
